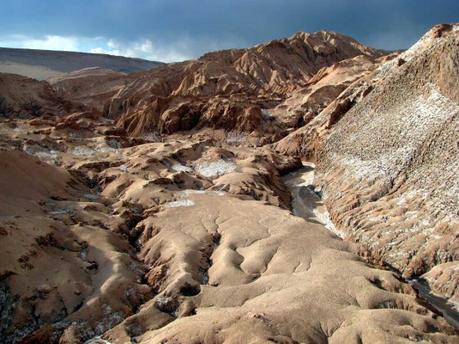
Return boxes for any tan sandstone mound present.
[0,151,152,342]
[103,193,456,344]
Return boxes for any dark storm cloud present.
[1,0,458,61]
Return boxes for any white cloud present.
[87,47,106,54]
[90,38,191,62]
[22,35,79,51]
[0,33,248,63]
[0,34,80,52]
[0,34,192,62]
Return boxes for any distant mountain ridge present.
[0,47,163,80]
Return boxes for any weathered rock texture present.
[0,110,457,343]
[0,151,151,343]
[316,24,459,307]
[0,73,77,117]
[272,54,388,158]
[50,31,383,139]
[0,25,458,343]
[106,193,457,344]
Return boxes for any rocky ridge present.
[49,31,384,140]
[0,25,458,343]
[316,24,459,306]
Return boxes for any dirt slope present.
[0,73,78,117]
[316,24,459,305]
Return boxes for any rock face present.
[272,54,390,158]
[316,24,459,305]
[271,54,381,129]
[0,73,77,117]
[0,25,458,343]
[51,31,383,139]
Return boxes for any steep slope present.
[0,47,163,80]
[272,53,397,158]
[316,24,459,305]
[0,73,78,117]
[51,31,383,139]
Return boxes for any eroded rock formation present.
[316,24,459,306]
[0,25,458,343]
[50,31,384,140]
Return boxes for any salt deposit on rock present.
[317,24,459,305]
[195,159,237,177]
[171,162,192,173]
[118,164,128,172]
[164,199,195,208]
[84,336,112,344]
[72,146,96,157]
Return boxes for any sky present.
[0,0,458,62]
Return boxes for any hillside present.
[0,26,458,343]
[0,47,163,80]
[48,30,384,139]
[316,24,459,304]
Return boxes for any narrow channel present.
[283,162,344,238]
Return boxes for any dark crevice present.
[179,283,201,297]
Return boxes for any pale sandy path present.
[283,161,344,238]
